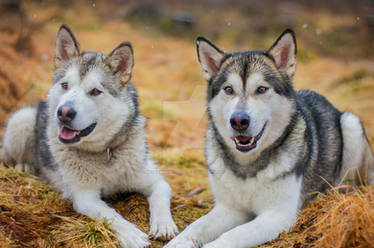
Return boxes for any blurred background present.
[1,0,373,153]
[0,1,373,246]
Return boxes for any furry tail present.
[2,106,37,174]
[340,112,374,185]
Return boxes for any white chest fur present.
[208,156,302,215]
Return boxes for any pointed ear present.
[196,37,225,81]
[267,29,297,79]
[54,24,80,68]
[105,42,134,84]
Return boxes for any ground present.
[0,0,374,247]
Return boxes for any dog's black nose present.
[230,112,250,132]
[57,105,76,123]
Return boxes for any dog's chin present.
[58,123,97,145]
[230,122,267,153]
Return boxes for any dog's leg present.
[14,163,35,174]
[72,189,150,248]
[202,208,297,248]
[164,204,248,248]
[147,179,178,240]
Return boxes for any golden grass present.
[0,162,212,248]
[261,186,374,248]
[2,163,374,248]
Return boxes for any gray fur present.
[201,34,373,200]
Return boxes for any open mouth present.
[231,122,267,153]
[58,123,97,144]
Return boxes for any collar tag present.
[106,147,114,161]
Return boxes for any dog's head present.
[197,30,297,156]
[48,24,137,150]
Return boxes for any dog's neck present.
[103,112,142,152]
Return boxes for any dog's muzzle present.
[58,123,97,144]
[231,122,267,152]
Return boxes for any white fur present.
[2,106,37,174]
[46,65,178,247]
[3,64,178,248]
[340,112,374,185]
[4,25,177,247]
[48,65,130,151]
[165,68,301,248]
[165,131,301,248]
[167,32,372,248]
[208,72,295,165]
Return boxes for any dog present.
[2,24,178,248]
[165,29,374,248]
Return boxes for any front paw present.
[149,217,179,241]
[164,236,197,248]
[14,163,34,173]
[116,225,150,248]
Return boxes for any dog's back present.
[296,90,374,200]
[295,90,343,199]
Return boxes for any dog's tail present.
[1,106,38,174]
[340,112,374,186]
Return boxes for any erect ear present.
[196,37,225,81]
[105,42,134,84]
[267,29,297,79]
[54,24,80,68]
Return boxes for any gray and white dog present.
[165,29,374,248]
[2,24,178,248]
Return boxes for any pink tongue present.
[237,136,251,142]
[60,127,79,140]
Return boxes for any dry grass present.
[2,163,374,248]
[0,163,211,248]
[0,0,374,247]
[262,186,374,248]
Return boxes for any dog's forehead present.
[79,52,107,79]
[227,73,243,87]
[208,51,293,98]
[55,63,80,84]
[246,73,264,87]
[82,68,103,85]
[54,52,108,84]
[224,52,274,76]
[221,53,276,87]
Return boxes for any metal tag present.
[106,148,113,161]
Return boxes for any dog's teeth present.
[250,137,255,144]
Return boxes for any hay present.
[304,186,374,248]
[262,186,374,248]
[0,164,211,248]
[1,163,374,248]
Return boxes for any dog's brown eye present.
[90,88,102,96]
[256,86,268,94]
[224,86,234,95]
[61,82,68,90]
